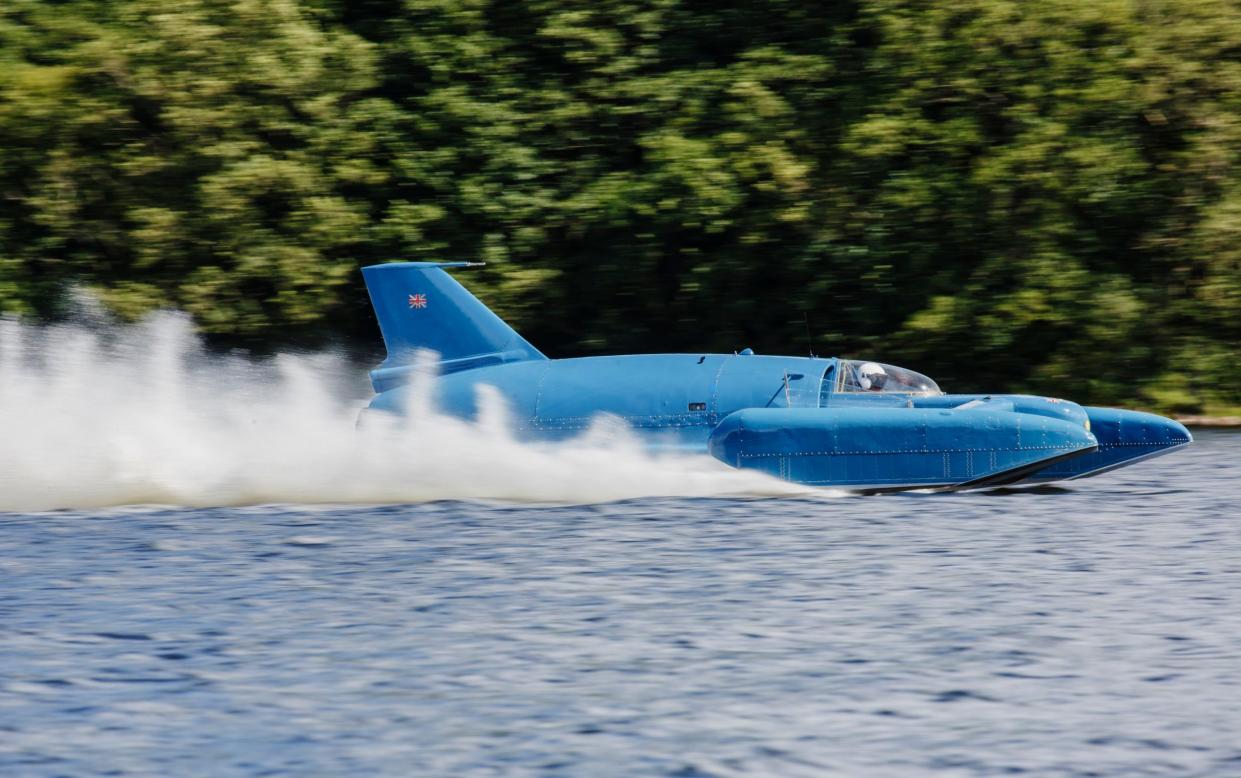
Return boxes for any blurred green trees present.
[1,0,1238,411]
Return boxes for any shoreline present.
[1175,415,1241,428]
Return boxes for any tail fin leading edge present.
[362,262,545,391]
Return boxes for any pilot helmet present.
[857,362,888,390]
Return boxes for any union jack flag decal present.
[408,293,427,309]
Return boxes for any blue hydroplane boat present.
[362,262,1192,491]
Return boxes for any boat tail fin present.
[361,262,545,391]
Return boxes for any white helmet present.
[857,362,888,390]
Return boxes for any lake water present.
[2,430,1238,777]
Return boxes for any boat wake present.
[0,311,807,512]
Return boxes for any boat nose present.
[1167,417,1193,446]
[1086,407,1193,450]
[1020,407,1191,483]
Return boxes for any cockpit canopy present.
[837,359,942,396]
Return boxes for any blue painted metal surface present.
[1019,407,1193,482]
[362,262,1192,491]
[362,262,545,393]
[707,404,1100,490]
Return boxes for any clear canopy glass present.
[836,359,942,396]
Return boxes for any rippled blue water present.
[2,432,1240,777]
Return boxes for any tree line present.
[2,0,1239,412]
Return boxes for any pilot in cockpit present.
[857,362,888,391]
[838,359,942,396]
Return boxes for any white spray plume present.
[0,312,808,511]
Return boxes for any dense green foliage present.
[2,0,1239,411]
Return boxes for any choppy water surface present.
[2,432,1238,777]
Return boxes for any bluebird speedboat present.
[361,262,1192,491]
